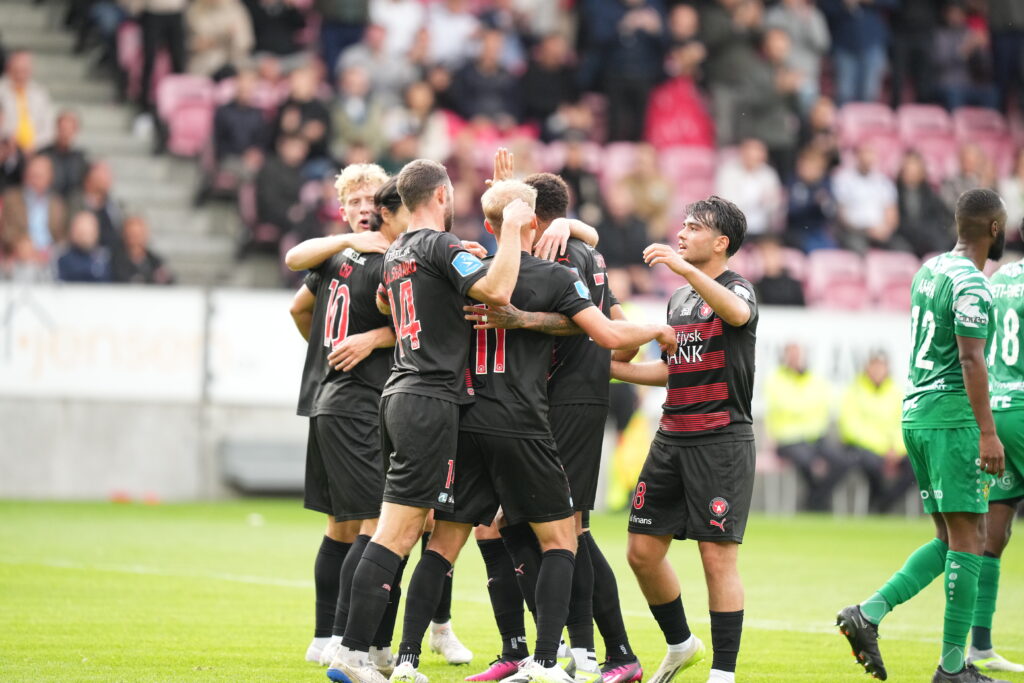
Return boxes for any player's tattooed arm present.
[284,231,389,271]
[328,326,396,372]
[534,218,599,260]
[464,304,583,336]
[610,360,669,387]
[958,334,1005,476]
[571,307,678,354]
[289,285,316,341]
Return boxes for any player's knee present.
[626,541,660,574]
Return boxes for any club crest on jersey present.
[452,251,484,277]
[574,281,590,299]
[593,272,605,286]
[709,497,729,517]
[698,302,713,319]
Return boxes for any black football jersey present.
[380,229,488,404]
[547,238,619,406]
[461,253,595,438]
[659,270,758,444]
[295,249,393,419]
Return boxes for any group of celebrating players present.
[283,150,1023,683]
[284,150,757,683]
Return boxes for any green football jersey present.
[988,259,1024,412]
[903,253,993,429]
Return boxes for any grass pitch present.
[0,500,1021,683]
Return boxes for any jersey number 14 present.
[388,280,422,356]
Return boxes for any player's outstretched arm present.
[608,303,640,362]
[643,243,752,327]
[610,360,668,387]
[284,231,389,271]
[467,199,530,307]
[328,326,396,372]
[571,307,678,354]
[958,334,1006,476]
[289,284,316,341]
[534,218,599,260]
[463,304,583,335]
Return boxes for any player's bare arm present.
[289,284,316,341]
[327,326,397,372]
[609,359,668,386]
[466,199,531,307]
[284,231,390,271]
[463,303,583,335]
[643,242,752,327]
[571,306,678,354]
[534,218,600,260]
[958,334,1006,475]
[609,303,639,362]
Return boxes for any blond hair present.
[480,180,537,234]
[334,163,389,203]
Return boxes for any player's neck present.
[951,240,988,271]
[406,208,445,233]
[694,257,728,280]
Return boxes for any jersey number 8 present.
[988,308,1020,367]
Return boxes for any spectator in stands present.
[337,24,416,107]
[820,0,896,106]
[0,104,25,192]
[56,211,112,283]
[185,0,255,79]
[755,236,805,306]
[598,183,653,294]
[272,66,332,166]
[136,0,188,114]
[382,81,450,163]
[212,71,268,166]
[644,37,715,149]
[315,0,368,81]
[424,64,458,113]
[242,0,307,71]
[799,95,840,169]
[477,0,529,72]
[558,135,602,225]
[766,341,849,511]
[451,29,520,129]
[896,150,954,257]
[699,0,762,146]
[0,155,66,259]
[39,110,90,198]
[3,234,53,282]
[427,0,480,67]
[255,134,315,242]
[111,215,174,284]
[785,146,836,252]
[832,142,900,252]
[520,34,577,141]
[764,0,831,113]
[998,148,1024,235]
[331,65,386,160]
[70,161,123,250]
[888,0,940,107]
[989,0,1024,110]
[933,0,998,111]
[602,0,667,142]
[941,142,995,214]
[0,51,55,152]
[838,350,916,513]
[715,138,783,237]
[369,0,425,58]
[622,143,671,240]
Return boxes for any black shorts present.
[380,392,459,512]
[550,404,608,511]
[304,414,385,521]
[435,431,574,527]
[628,437,756,543]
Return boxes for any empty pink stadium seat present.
[117,21,171,104]
[953,107,1008,141]
[806,249,867,309]
[600,142,638,189]
[865,250,920,310]
[898,104,953,144]
[838,102,896,148]
[974,136,1015,178]
[156,75,216,157]
[839,133,904,177]
[781,247,808,282]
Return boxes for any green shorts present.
[992,411,1024,503]
[903,426,994,514]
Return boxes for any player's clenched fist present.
[979,432,1005,476]
[655,324,678,355]
[502,198,535,228]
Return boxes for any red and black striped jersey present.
[659,270,758,444]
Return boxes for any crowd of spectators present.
[0,49,172,284]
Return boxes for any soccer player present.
[837,188,1009,683]
[968,236,1024,675]
[326,159,527,683]
[287,164,392,665]
[610,197,757,683]
[387,179,677,683]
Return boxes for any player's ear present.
[484,220,495,235]
[716,234,729,255]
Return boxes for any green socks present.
[940,551,982,674]
[861,538,949,625]
[971,555,1000,651]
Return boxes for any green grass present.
[0,501,1021,682]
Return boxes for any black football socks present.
[478,538,529,660]
[397,549,452,668]
[333,534,370,637]
[500,522,542,617]
[341,542,403,653]
[650,595,692,645]
[709,610,743,673]
[315,536,350,638]
[534,549,576,668]
[585,531,636,662]
[372,555,408,648]
[422,532,454,624]
[567,533,595,652]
